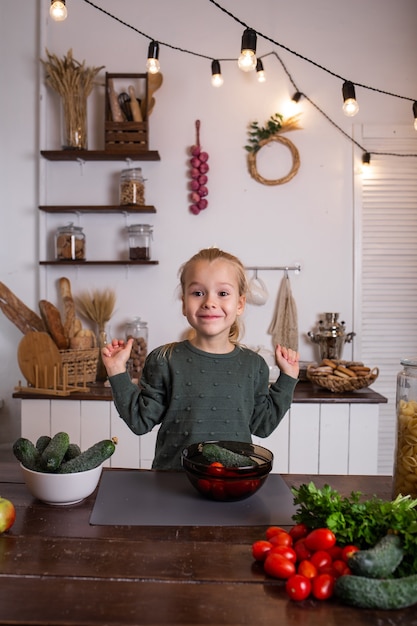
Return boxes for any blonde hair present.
[179,247,248,344]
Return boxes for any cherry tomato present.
[265,526,286,539]
[210,481,227,500]
[341,545,360,563]
[310,550,333,572]
[270,545,297,563]
[304,528,336,552]
[197,478,211,493]
[252,540,272,561]
[207,462,225,476]
[293,538,312,562]
[332,559,351,577]
[297,559,318,579]
[264,553,296,579]
[285,574,312,601]
[327,545,343,561]
[289,523,309,542]
[311,573,335,600]
[269,531,293,547]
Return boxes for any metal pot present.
[307,312,355,361]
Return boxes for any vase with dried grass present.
[75,288,116,382]
[41,48,104,150]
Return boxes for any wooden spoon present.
[17,332,62,389]
[141,73,163,118]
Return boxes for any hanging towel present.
[268,274,299,350]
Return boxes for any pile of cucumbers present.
[335,533,417,610]
[13,432,116,474]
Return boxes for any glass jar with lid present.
[119,167,145,206]
[127,224,153,261]
[55,223,86,261]
[392,358,417,498]
[125,317,148,382]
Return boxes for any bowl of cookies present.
[307,359,379,392]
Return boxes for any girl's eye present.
[219,291,229,297]
[191,290,204,297]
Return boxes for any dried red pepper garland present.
[188,120,209,215]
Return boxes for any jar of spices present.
[119,167,145,206]
[55,223,86,261]
[392,358,417,498]
[126,317,148,382]
[127,224,153,261]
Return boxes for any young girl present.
[102,248,300,470]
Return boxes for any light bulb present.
[146,41,160,74]
[342,81,359,117]
[362,152,371,173]
[256,59,266,83]
[343,98,359,117]
[50,0,67,21]
[238,27,257,72]
[211,60,223,87]
[413,102,417,130]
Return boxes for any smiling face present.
[182,258,246,351]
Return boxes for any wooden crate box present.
[105,72,149,153]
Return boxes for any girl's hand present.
[101,338,133,377]
[275,344,300,380]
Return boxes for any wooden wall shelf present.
[39,205,156,214]
[39,260,159,266]
[40,150,160,161]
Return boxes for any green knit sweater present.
[108,340,298,470]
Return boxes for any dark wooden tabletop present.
[0,451,413,626]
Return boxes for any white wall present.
[1,0,416,445]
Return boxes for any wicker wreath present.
[247,135,300,186]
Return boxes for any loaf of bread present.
[0,281,45,334]
[59,277,76,340]
[39,299,69,350]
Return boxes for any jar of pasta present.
[392,358,417,498]
[119,168,145,206]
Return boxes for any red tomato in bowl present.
[207,462,225,476]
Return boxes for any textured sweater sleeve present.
[108,348,171,435]
[250,369,298,438]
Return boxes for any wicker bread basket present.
[59,348,99,385]
[307,363,379,393]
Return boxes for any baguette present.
[58,277,76,340]
[0,281,45,334]
[39,299,69,349]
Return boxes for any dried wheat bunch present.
[41,48,104,99]
[75,288,116,333]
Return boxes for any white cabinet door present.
[288,404,320,473]
[110,404,140,468]
[348,404,379,474]
[319,404,349,474]
[21,400,51,441]
[253,412,289,473]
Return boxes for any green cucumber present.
[201,443,257,468]
[35,435,52,454]
[13,437,42,471]
[41,431,70,472]
[58,439,116,473]
[64,443,82,461]
[335,573,417,610]
[348,534,403,578]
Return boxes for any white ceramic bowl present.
[20,463,103,506]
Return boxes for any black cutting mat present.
[90,470,297,526]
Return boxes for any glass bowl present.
[181,440,273,501]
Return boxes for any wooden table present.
[0,453,413,626]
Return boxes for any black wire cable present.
[80,0,417,158]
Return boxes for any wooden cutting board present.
[17,332,62,389]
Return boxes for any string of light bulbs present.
[49,0,417,162]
